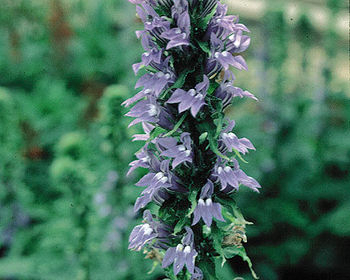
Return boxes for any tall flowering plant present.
[125,0,260,279]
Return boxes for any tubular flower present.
[157,132,193,168]
[126,0,261,278]
[162,227,198,275]
[192,180,225,227]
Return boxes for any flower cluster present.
[125,0,260,278]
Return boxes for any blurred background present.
[0,0,348,279]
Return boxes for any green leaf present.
[147,261,159,274]
[164,112,188,137]
[173,70,190,89]
[198,257,218,280]
[146,126,167,144]
[198,4,217,29]
[208,132,230,161]
[199,132,208,145]
[232,207,253,226]
[233,148,248,163]
[211,225,226,267]
[223,247,258,279]
[214,113,224,138]
[174,217,190,235]
[187,190,198,218]
[208,81,220,95]
[197,40,211,55]
[216,197,252,226]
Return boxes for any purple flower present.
[209,33,247,71]
[191,267,204,280]
[162,227,197,275]
[213,50,248,71]
[122,88,153,107]
[134,159,172,209]
[129,210,157,251]
[161,25,190,50]
[192,180,225,227]
[157,132,193,168]
[129,210,172,250]
[219,120,255,155]
[206,24,249,75]
[212,159,261,193]
[132,46,163,74]
[166,75,209,117]
[128,0,143,4]
[131,122,155,142]
[125,97,160,127]
[215,80,257,108]
[135,3,171,46]
[162,1,191,49]
[207,2,249,40]
[127,143,158,176]
[134,159,186,211]
[226,30,251,54]
[126,96,174,129]
[134,188,170,212]
[135,57,176,97]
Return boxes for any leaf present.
[216,197,252,226]
[197,40,211,55]
[146,126,167,144]
[214,113,224,138]
[159,201,177,223]
[164,267,179,280]
[208,81,220,95]
[232,207,253,226]
[233,149,248,164]
[147,261,159,274]
[198,3,217,29]
[174,216,190,235]
[208,132,230,161]
[187,190,198,218]
[198,257,218,280]
[174,69,194,89]
[199,132,208,145]
[160,69,195,100]
[211,225,226,267]
[164,112,188,137]
[223,247,259,279]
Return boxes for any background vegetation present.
[0,0,348,279]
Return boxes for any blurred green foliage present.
[0,0,348,279]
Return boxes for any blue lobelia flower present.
[132,34,163,74]
[192,180,225,227]
[127,143,159,176]
[126,96,174,129]
[190,266,204,280]
[162,227,198,275]
[129,210,158,251]
[210,33,248,71]
[157,132,193,168]
[219,119,256,155]
[129,210,172,251]
[212,159,261,193]
[166,75,209,117]
[135,57,176,98]
[134,159,186,211]
[161,0,191,49]
[134,159,174,211]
